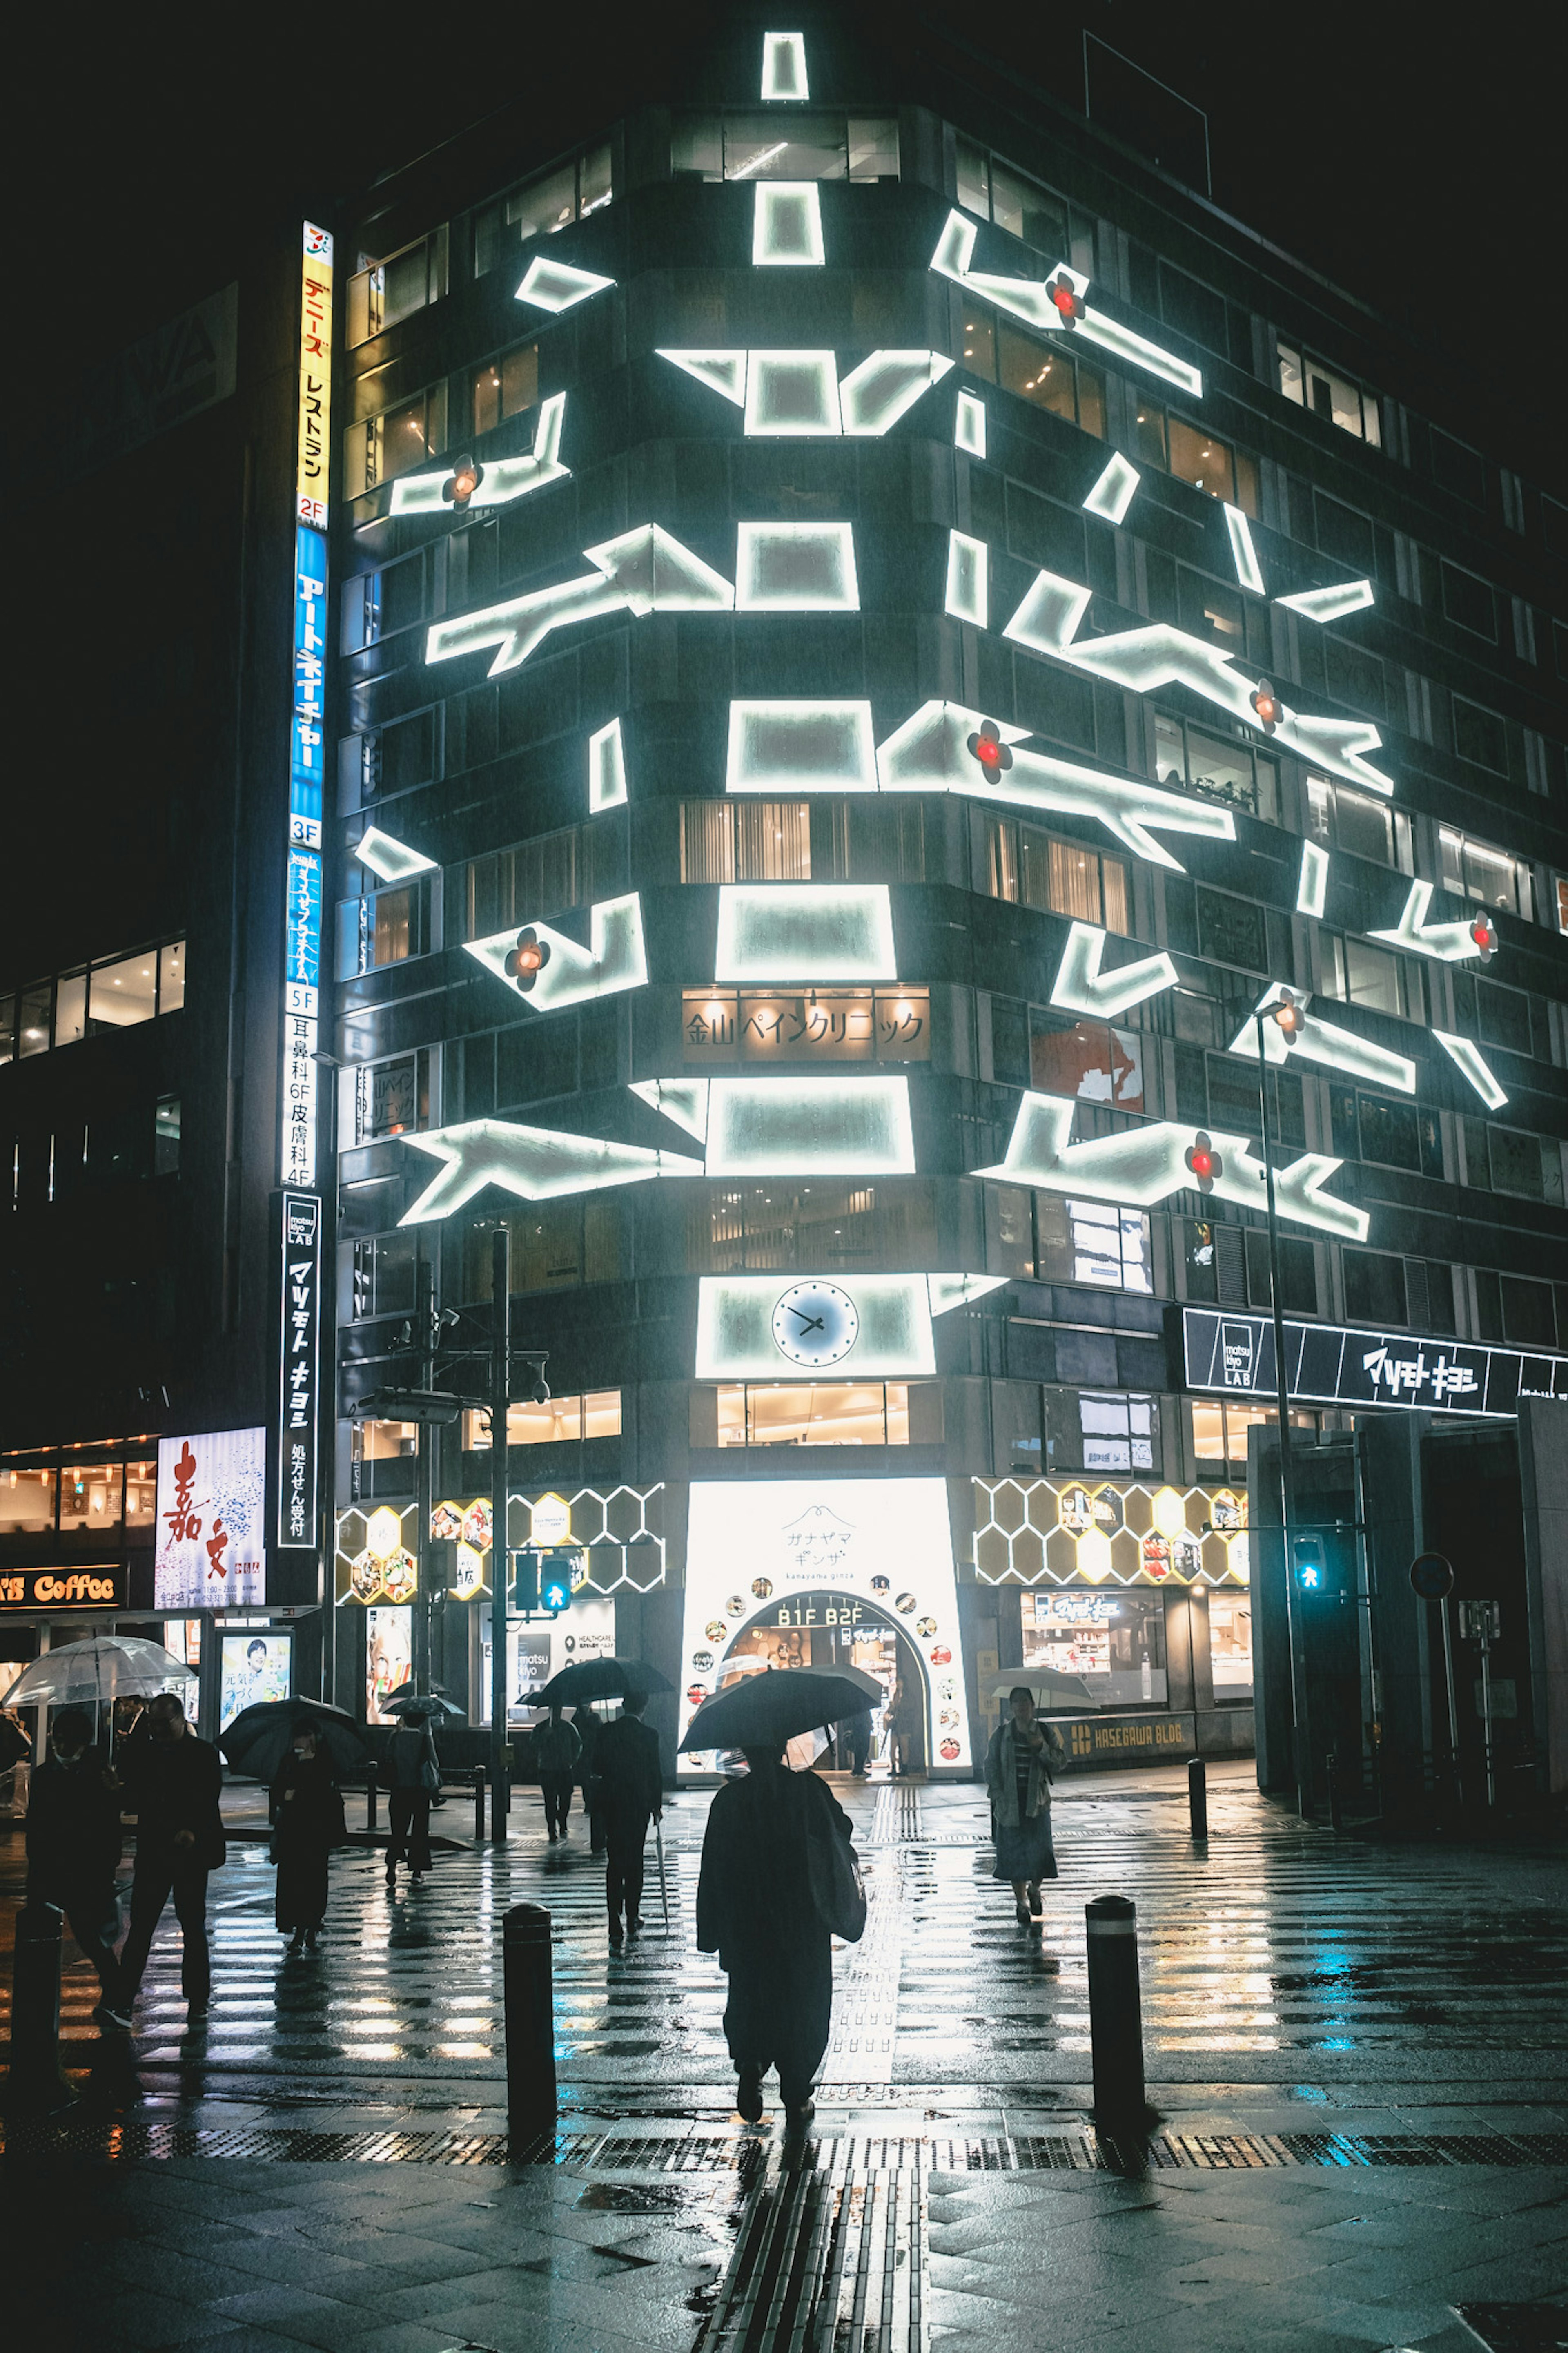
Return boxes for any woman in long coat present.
[270,1726,345,1954]
[984,1687,1066,1929]
[696,1746,853,2126]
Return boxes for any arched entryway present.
[706,1589,936,1777]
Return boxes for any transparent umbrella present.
[2,1635,194,1711]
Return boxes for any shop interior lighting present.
[734,520,859,610]
[974,1091,1369,1241]
[1003,565,1395,796]
[1432,1030,1508,1110]
[1227,985,1416,1093]
[515,256,616,312]
[658,348,951,438]
[1081,451,1140,525]
[390,394,569,514]
[954,390,987,458]
[588,716,628,812]
[753,182,825,266]
[1224,504,1266,595]
[464,893,648,1013]
[760,31,808,99]
[704,1075,916,1176]
[714,883,898,980]
[1367,879,1494,963]
[726,700,879,793]
[1049,922,1177,1019]
[1276,579,1376,624]
[929,210,1204,397]
[1297,840,1330,919]
[425,522,734,676]
[355,826,438,884]
[944,530,988,628]
[400,1119,702,1224]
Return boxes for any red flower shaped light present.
[1185,1132,1223,1193]
[1250,680,1283,734]
[442,455,485,509]
[503,928,552,989]
[1469,914,1498,964]
[1046,273,1085,326]
[965,718,1013,781]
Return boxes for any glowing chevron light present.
[516,257,615,312]
[929,210,1203,397]
[1227,986,1416,1094]
[973,1091,1368,1241]
[390,394,569,514]
[356,827,437,883]
[1277,580,1376,624]
[1368,880,1492,963]
[1433,1031,1508,1110]
[1004,567,1395,796]
[1083,452,1139,524]
[425,524,734,675]
[399,1120,701,1224]
[464,894,648,1012]
[1049,923,1177,1019]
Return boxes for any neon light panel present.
[1433,1031,1508,1110]
[515,256,615,312]
[929,211,1203,397]
[1049,923,1176,1019]
[726,701,878,793]
[760,31,808,99]
[390,394,569,514]
[744,351,840,435]
[1277,580,1376,624]
[838,351,953,435]
[659,348,951,438]
[657,349,748,406]
[464,894,648,1012]
[705,1076,915,1176]
[1227,987,1416,1094]
[588,717,628,812]
[1297,840,1330,919]
[696,1273,938,1379]
[945,531,988,627]
[735,521,859,610]
[425,523,733,676]
[356,827,437,883]
[715,885,897,981]
[955,390,987,458]
[1224,504,1265,595]
[400,1120,701,1224]
[974,1092,1368,1241]
[1366,880,1488,963]
[1082,452,1139,524]
[629,1079,709,1142]
[1003,566,1395,796]
[754,183,824,266]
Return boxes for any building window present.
[984,816,1130,931]
[1343,1248,1410,1325]
[1320,936,1419,1022]
[463,1391,622,1448]
[681,801,811,884]
[1131,399,1260,515]
[0,1467,58,1532]
[471,341,540,438]
[353,1053,430,1146]
[347,226,448,348]
[154,1097,181,1177]
[337,882,428,979]
[465,823,620,937]
[954,138,1094,274]
[458,1198,624,1300]
[1488,1126,1549,1202]
[0,940,186,1059]
[474,143,613,277]
[988,1189,1154,1294]
[682,988,930,1065]
[1439,827,1530,917]
[1192,1398,1317,1474]
[1076,1390,1158,1472]
[1306,776,1406,868]
[1243,1229,1318,1315]
[687,1181,938,1274]
[1330,1086,1443,1177]
[355,1418,419,1462]
[1196,887,1265,974]
[1475,1270,1558,1349]
[693,1381,940,1448]
[1021,1588,1169,1708]
[1156,711,1278,821]
[351,1231,419,1321]
[671,115,898,183]
[1030,1015,1146,1111]
[1277,343,1381,445]
[1440,562,1497,643]
[343,385,447,502]
[993,320,1105,437]
[1453,698,1508,776]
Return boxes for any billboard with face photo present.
[220,1631,292,1729]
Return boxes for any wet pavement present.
[4,1763,1566,2352]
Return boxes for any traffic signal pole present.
[1256,1007,1312,1815]
[490,1225,511,1841]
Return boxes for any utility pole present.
[490,1225,511,1841]
[1256,1001,1312,1815]
[414,1256,435,1696]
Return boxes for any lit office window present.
[343,386,447,501]
[995,323,1106,437]
[693,1382,941,1448]
[347,227,448,348]
[462,1392,622,1448]
[1306,776,1403,866]
[471,341,540,437]
[1320,936,1419,1023]
[1439,827,1531,917]
[984,817,1129,932]
[1277,342,1381,445]
[1131,399,1260,515]
[1155,711,1278,823]
[680,802,812,884]
[953,138,1094,274]
[473,145,613,277]
[672,115,898,182]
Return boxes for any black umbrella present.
[382,1693,464,1719]
[219,1698,369,1782]
[679,1665,883,1753]
[528,1657,673,1708]
[385,1679,454,1706]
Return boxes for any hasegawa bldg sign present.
[1183,1308,1568,1420]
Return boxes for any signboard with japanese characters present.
[1183,1307,1568,1420]
[154,1427,267,1610]
[682,988,929,1064]
[276,1191,321,1549]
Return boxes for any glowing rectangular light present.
[695,1273,936,1379]
[357,827,437,883]
[837,350,952,435]
[588,717,628,811]
[1224,504,1265,595]
[1082,452,1139,524]
[954,390,987,457]
[515,256,615,312]
[715,885,897,980]
[945,530,988,628]
[760,31,808,99]
[1434,1030,1508,1109]
[744,351,840,435]
[754,182,825,266]
[726,700,878,792]
[1277,580,1376,624]
[704,1076,916,1175]
[735,520,859,610]
[1297,840,1329,919]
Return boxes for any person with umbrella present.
[117,1691,226,2019]
[984,1686,1066,1930]
[594,1691,663,1944]
[689,1666,870,2128]
[384,1703,441,1891]
[534,1706,581,1843]
[270,1723,346,1955]
[25,1705,130,2028]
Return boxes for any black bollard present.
[473,1764,487,1843]
[1085,1894,1146,2137]
[1326,1749,1342,1833]
[1188,1755,1208,1840]
[365,1759,379,1834]
[504,1903,557,2146]
[10,1901,72,2109]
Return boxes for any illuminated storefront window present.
[973,1476,1249,1588]
[1022,1587,1167,1704]
[692,1381,942,1448]
[461,1392,622,1447]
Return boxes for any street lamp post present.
[1256,999,1312,1816]
[490,1225,511,1842]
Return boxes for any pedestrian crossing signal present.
[540,1560,573,1614]
[511,1546,577,1615]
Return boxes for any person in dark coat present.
[696,1746,853,2125]
[842,1707,873,1778]
[26,1706,128,2027]
[535,1706,581,1842]
[117,1690,226,2016]
[575,1706,606,1854]
[270,1726,345,1954]
[385,1713,439,1890]
[594,1693,663,1944]
[984,1687,1066,1929]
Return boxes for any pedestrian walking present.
[384,1711,441,1890]
[270,1725,346,1954]
[117,1690,225,2018]
[25,1706,129,2028]
[887,1677,922,1776]
[535,1706,581,1842]
[696,1744,856,2126]
[576,1705,607,1853]
[843,1705,873,1778]
[594,1692,663,1945]
[984,1687,1066,1931]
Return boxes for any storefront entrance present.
[710,1591,935,1777]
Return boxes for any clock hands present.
[788,1307,826,1335]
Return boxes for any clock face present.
[771,1280,860,1369]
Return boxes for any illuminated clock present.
[771,1280,860,1369]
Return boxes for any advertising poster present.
[366,1605,412,1723]
[155,1427,267,1610]
[220,1631,292,1729]
[481,1598,617,1723]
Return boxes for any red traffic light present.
[1185,1132,1223,1192]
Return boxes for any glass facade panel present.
[90,950,159,1028]
[1167,417,1234,500]
[0,1467,56,1532]
[159,941,186,1013]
